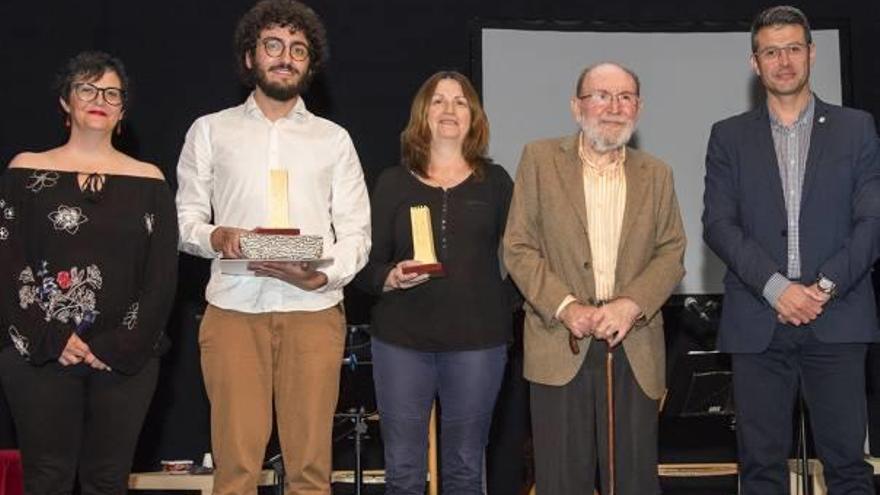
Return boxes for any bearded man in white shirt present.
[175,1,370,494]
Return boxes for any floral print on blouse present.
[0,168,178,374]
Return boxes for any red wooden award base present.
[401,263,445,276]
[253,228,301,235]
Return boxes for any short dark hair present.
[575,62,641,96]
[400,71,490,179]
[233,0,328,86]
[55,51,130,107]
[750,5,812,53]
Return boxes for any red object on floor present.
[0,450,23,495]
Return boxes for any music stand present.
[334,324,379,495]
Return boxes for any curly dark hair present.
[54,51,130,107]
[233,0,328,87]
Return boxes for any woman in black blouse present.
[355,71,513,494]
[0,51,177,494]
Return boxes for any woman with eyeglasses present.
[355,71,515,494]
[0,51,178,494]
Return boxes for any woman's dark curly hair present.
[54,51,130,107]
[233,0,328,87]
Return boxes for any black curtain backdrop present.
[2,0,878,191]
[2,0,877,321]
[1,0,879,488]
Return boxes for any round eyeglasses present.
[261,37,311,61]
[73,82,125,106]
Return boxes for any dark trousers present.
[0,347,159,495]
[732,326,873,495]
[531,341,659,495]
[371,337,507,495]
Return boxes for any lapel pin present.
[818,116,826,124]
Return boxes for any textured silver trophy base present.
[239,233,324,260]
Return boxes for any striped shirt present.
[762,96,815,306]
[579,138,627,302]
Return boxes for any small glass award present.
[402,205,445,276]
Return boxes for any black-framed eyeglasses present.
[577,91,639,109]
[260,37,311,61]
[754,43,809,62]
[72,82,125,106]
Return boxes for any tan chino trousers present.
[199,304,345,495]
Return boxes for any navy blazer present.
[703,97,880,353]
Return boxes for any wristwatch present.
[816,273,837,298]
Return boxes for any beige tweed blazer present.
[503,134,686,399]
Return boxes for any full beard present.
[254,65,312,102]
[581,118,635,153]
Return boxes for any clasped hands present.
[774,283,830,326]
[59,333,110,371]
[211,226,327,291]
[560,297,642,348]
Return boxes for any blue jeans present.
[371,337,507,495]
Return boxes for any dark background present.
[1,0,879,492]
[1,0,877,321]
[2,0,879,189]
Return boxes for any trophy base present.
[240,229,322,260]
[254,227,301,235]
[402,263,445,277]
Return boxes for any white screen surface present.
[482,28,842,294]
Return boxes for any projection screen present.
[479,26,843,294]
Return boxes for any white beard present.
[580,116,635,153]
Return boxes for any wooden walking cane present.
[567,298,617,494]
[606,347,616,495]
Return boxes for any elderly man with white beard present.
[503,62,686,495]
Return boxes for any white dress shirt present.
[176,94,371,313]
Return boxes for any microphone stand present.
[798,391,811,495]
[335,407,370,495]
[334,324,375,495]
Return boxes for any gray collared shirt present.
[762,95,815,306]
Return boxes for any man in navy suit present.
[703,5,880,494]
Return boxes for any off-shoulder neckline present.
[6,167,165,182]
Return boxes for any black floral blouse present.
[0,168,178,375]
